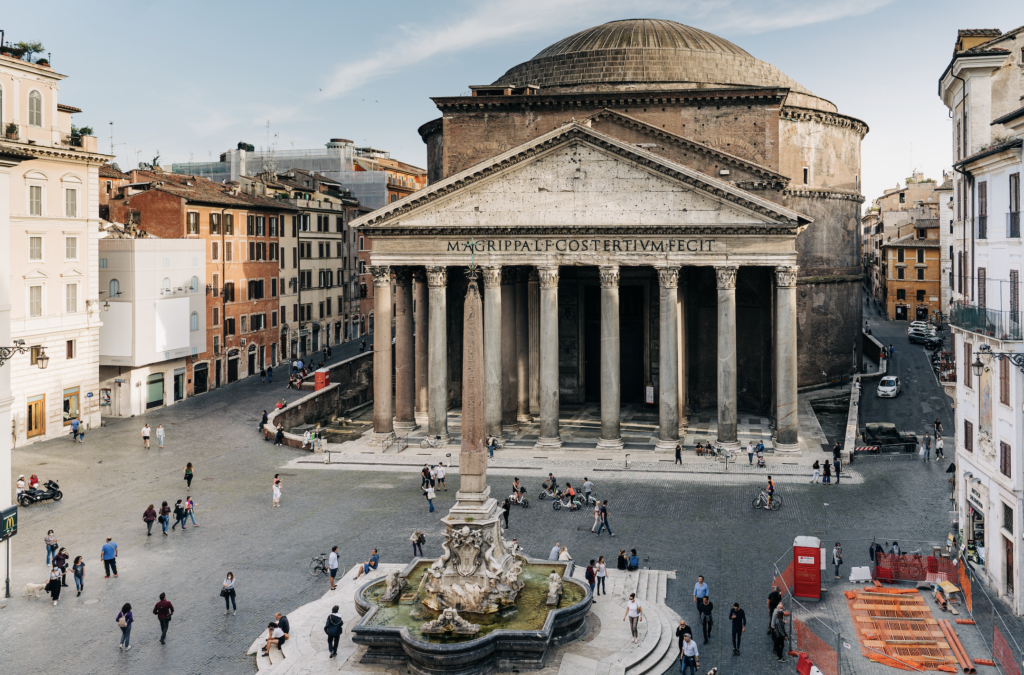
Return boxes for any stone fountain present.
[351,269,591,675]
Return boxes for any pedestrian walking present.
[585,560,596,599]
[822,458,832,484]
[420,464,431,489]
[54,547,69,587]
[596,556,607,595]
[260,367,267,383]
[730,602,746,655]
[158,501,171,535]
[832,441,841,461]
[185,496,198,526]
[273,474,282,507]
[591,500,602,533]
[771,602,788,662]
[833,457,842,484]
[260,410,269,434]
[936,436,945,459]
[77,419,86,443]
[73,556,85,596]
[360,339,366,353]
[436,462,447,491]
[45,530,58,565]
[172,500,188,531]
[747,441,754,465]
[325,605,344,658]
[153,592,174,644]
[101,537,118,578]
[833,542,843,579]
[693,575,709,614]
[47,565,62,605]
[156,424,165,448]
[934,418,943,439]
[184,462,194,489]
[582,477,594,503]
[267,366,274,383]
[143,504,157,536]
[680,633,700,675]
[71,417,80,443]
[811,460,821,484]
[675,442,682,465]
[423,484,436,512]
[766,586,782,632]
[142,424,151,448]
[923,434,932,460]
[501,497,511,529]
[698,596,714,644]
[117,603,133,651]
[487,436,496,458]
[676,619,693,651]
[411,530,425,557]
[329,546,340,590]
[222,572,237,614]
[596,500,614,536]
[623,592,643,644]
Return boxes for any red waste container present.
[315,368,331,391]
[793,535,822,600]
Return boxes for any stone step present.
[622,602,672,675]
[646,569,659,604]
[635,569,650,602]
[622,569,640,601]
[644,604,683,675]
[656,571,668,604]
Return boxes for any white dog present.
[706,669,718,675]
[22,582,46,598]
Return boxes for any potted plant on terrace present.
[5,122,17,140]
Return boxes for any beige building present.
[0,52,108,445]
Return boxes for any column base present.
[393,420,420,434]
[678,415,689,433]
[501,423,519,434]
[596,437,624,450]
[366,431,396,447]
[716,439,741,451]
[773,441,802,455]
[517,413,534,423]
[534,435,562,449]
[414,412,429,426]
[655,438,680,452]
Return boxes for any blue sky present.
[5,0,1016,207]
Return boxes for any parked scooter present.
[18,479,62,507]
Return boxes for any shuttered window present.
[1001,357,1010,405]
[1000,441,1011,478]
[965,420,973,453]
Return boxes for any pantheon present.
[351,19,867,452]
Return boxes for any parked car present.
[860,422,918,452]
[908,328,938,344]
[876,376,901,398]
[909,321,931,331]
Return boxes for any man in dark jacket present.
[698,596,714,644]
[324,605,344,657]
[730,603,746,654]
[153,593,174,644]
[675,619,693,650]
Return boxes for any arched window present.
[163,278,171,295]
[190,276,199,293]
[28,91,43,127]
[190,312,199,331]
[109,279,120,297]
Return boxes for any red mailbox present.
[793,535,822,600]
[314,368,331,391]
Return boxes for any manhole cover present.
[84,599,100,605]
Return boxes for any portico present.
[353,123,811,452]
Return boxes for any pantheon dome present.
[493,18,836,112]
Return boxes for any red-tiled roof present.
[57,103,82,113]
[99,163,130,179]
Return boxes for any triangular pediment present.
[353,124,809,234]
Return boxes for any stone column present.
[393,268,417,433]
[413,269,429,426]
[368,265,394,445]
[501,269,519,434]
[426,266,450,444]
[677,276,689,431]
[597,266,623,449]
[535,266,562,449]
[528,269,540,416]
[481,266,503,441]
[656,266,680,451]
[716,266,739,449]
[775,266,800,453]
[516,272,531,422]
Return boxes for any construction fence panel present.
[873,553,958,584]
[994,626,1020,675]
[774,558,796,596]
[795,618,838,675]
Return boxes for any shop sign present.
[968,484,987,512]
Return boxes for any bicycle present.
[309,553,330,577]
[508,489,530,508]
[752,490,782,511]
[420,435,445,449]
[552,490,583,511]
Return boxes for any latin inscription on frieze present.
[446,238,717,254]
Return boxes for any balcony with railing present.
[975,215,988,240]
[949,300,1023,340]
[1009,211,1021,239]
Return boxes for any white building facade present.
[1,53,107,446]
[97,238,206,417]
[940,25,1024,614]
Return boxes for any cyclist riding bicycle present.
[765,475,776,510]
[512,477,525,499]
[543,473,558,493]
[563,483,576,500]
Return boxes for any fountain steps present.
[622,570,680,675]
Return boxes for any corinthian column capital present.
[774,266,799,288]
[369,265,391,287]
[599,265,620,287]
[425,266,448,288]
[393,267,412,286]
[537,266,559,289]
[656,266,680,288]
[481,266,502,288]
[715,266,738,290]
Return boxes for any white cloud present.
[319,0,897,98]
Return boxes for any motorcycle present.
[538,480,559,501]
[19,479,62,507]
[552,490,582,511]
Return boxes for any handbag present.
[220,588,230,598]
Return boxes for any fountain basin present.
[352,558,591,675]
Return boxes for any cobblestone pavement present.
[2,327,1016,675]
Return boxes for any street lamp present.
[0,340,48,369]
[974,343,1024,377]
[972,355,985,379]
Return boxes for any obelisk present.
[457,268,487,496]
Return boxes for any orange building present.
[107,171,297,391]
[882,219,943,321]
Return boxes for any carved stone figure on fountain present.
[546,571,564,606]
[420,607,481,636]
[381,568,408,603]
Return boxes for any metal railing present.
[1009,211,1021,239]
[975,216,988,240]
[949,300,1024,340]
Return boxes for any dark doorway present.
[194,364,209,394]
[248,349,256,376]
[215,360,222,388]
[895,305,908,321]
[584,286,601,402]
[916,306,929,320]
[620,285,645,402]
[228,357,239,383]
[146,373,164,410]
